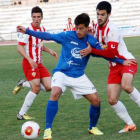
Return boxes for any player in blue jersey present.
[17,13,135,140]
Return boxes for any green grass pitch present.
[0,36,140,140]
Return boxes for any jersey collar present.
[31,23,41,30]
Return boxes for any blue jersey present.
[25,29,124,78]
[50,31,102,77]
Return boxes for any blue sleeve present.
[89,37,102,57]
[104,57,124,65]
[25,28,66,44]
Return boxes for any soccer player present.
[14,6,57,120]
[63,17,75,31]
[80,1,139,133]
[16,13,135,139]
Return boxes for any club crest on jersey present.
[39,42,43,47]
[71,48,82,59]
[32,72,36,77]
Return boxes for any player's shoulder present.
[65,31,76,36]
[87,33,96,41]
[108,20,118,31]
[87,34,98,46]
[40,25,46,31]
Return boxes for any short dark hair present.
[31,6,43,17]
[74,13,90,27]
[96,1,112,14]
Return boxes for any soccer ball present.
[21,121,40,139]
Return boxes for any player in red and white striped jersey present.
[13,6,57,120]
[63,17,75,31]
[80,1,140,133]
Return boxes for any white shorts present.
[51,72,97,99]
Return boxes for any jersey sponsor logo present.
[67,60,80,67]
[71,41,78,45]
[129,69,134,72]
[111,44,116,49]
[71,48,82,59]
[110,32,115,37]
[18,33,24,39]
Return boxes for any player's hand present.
[79,42,92,57]
[28,59,38,69]
[49,49,58,59]
[17,26,26,34]
[123,59,137,66]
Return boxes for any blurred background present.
[0,0,140,42]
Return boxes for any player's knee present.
[91,98,101,106]
[108,98,118,105]
[50,94,59,101]
[31,85,40,94]
[45,86,51,91]
[50,92,61,101]
[122,84,133,93]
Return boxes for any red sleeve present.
[91,41,118,58]
[63,29,66,31]
[18,42,26,46]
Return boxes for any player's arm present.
[105,57,137,66]
[17,26,66,44]
[79,42,136,65]
[80,41,118,58]
[17,44,38,69]
[90,41,118,58]
[42,45,58,59]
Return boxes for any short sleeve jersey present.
[18,23,46,64]
[94,20,135,67]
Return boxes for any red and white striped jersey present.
[94,20,135,67]
[18,23,45,64]
[64,23,74,31]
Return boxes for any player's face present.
[32,13,43,28]
[96,9,110,27]
[68,18,72,23]
[75,24,88,39]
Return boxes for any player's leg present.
[13,64,51,94]
[17,78,40,120]
[39,63,51,92]
[43,72,65,140]
[84,93,103,135]
[13,78,48,94]
[69,74,103,135]
[41,77,51,91]
[108,84,136,133]
[43,87,62,140]
[122,73,140,107]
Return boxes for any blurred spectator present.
[64,17,75,31]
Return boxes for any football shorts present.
[22,58,51,81]
[51,72,97,99]
[108,63,138,84]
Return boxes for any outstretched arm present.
[17,26,53,40]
